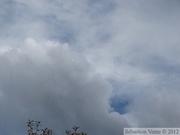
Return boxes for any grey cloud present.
[0,38,128,135]
[86,0,180,128]
[126,89,180,127]
[1,0,180,134]
[0,0,117,47]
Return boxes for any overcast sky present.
[0,0,180,135]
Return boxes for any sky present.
[0,0,180,135]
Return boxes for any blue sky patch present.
[110,96,130,115]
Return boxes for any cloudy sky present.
[0,0,180,135]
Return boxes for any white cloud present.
[0,46,12,54]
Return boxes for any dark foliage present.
[27,120,53,135]
[27,120,87,135]
[66,125,87,135]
